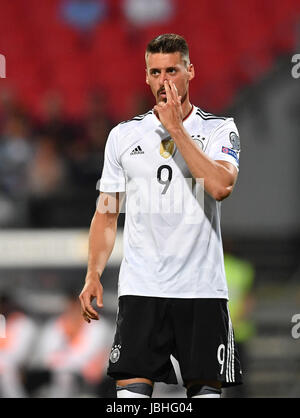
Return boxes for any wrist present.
[168,124,185,138]
[86,270,101,281]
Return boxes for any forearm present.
[170,126,236,200]
[87,210,118,279]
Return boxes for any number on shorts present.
[217,344,225,375]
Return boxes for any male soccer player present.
[79,33,242,398]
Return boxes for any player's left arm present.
[154,80,238,201]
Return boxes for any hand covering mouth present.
[158,88,166,96]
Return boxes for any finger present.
[79,294,89,315]
[82,294,99,318]
[79,293,99,321]
[81,308,90,322]
[84,306,98,318]
[85,306,99,319]
[167,80,178,103]
[82,312,91,323]
[164,80,173,103]
[170,81,181,105]
[154,104,165,114]
[96,292,103,308]
[170,80,178,97]
[83,312,96,323]
[83,310,98,322]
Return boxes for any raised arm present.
[79,192,124,322]
[154,80,238,201]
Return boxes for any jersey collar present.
[152,104,195,126]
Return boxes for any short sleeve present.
[208,119,241,171]
[99,125,126,192]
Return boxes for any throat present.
[182,103,193,121]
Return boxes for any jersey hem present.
[118,292,229,300]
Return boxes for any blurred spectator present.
[128,92,154,119]
[83,90,113,152]
[38,91,77,156]
[0,293,37,398]
[27,134,68,197]
[223,250,256,398]
[122,0,175,26]
[0,87,21,131]
[0,111,33,197]
[0,98,31,226]
[30,293,112,397]
[66,90,113,186]
[60,0,108,46]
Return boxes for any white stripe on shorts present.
[226,304,235,383]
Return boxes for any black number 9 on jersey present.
[157,165,172,194]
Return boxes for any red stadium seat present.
[1,0,300,118]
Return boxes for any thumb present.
[96,292,103,308]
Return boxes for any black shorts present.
[107,296,242,388]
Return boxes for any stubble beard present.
[156,90,188,105]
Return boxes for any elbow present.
[213,186,233,202]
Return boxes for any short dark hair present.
[145,33,190,65]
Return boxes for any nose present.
[158,70,169,86]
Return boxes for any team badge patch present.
[222,146,239,162]
[191,135,205,150]
[160,138,175,159]
[110,344,121,363]
[229,132,240,152]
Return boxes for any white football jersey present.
[99,105,240,299]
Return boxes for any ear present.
[145,68,149,85]
[188,64,195,81]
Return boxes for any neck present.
[180,91,192,119]
[182,101,193,120]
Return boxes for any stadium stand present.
[1,0,300,118]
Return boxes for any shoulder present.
[119,110,153,129]
[105,110,154,154]
[108,110,153,140]
[194,106,236,137]
[195,107,228,122]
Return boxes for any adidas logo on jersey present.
[130,145,144,155]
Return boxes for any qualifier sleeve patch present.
[222,146,239,162]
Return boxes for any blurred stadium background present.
[0,0,300,398]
